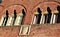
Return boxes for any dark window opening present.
[35,14,39,24]
[53,13,58,23]
[44,14,48,23]
[57,6,60,23]
[12,10,17,25]
[22,9,25,15]
[21,9,25,25]
[19,25,31,35]
[37,8,42,24]
[33,14,38,24]
[33,8,42,24]
[47,7,52,23]
[2,10,9,26]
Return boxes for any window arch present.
[21,9,26,24]
[0,10,9,26]
[6,9,26,26]
[6,10,17,26]
[46,7,58,24]
[12,10,17,25]
[47,7,52,24]
[57,6,60,23]
[32,8,42,24]
[37,8,42,24]
[14,9,25,26]
[42,11,48,24]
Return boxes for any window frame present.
[14,13,24,26]
[6,16,14,26]
[2,15,8,26]
[33,14,39,24]
[53,13,58,24]
[32,11,40,24]
[0,15,6,26]
[19,25,31,35]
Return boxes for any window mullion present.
[19,25,31,35]
[50,13,54,24]
[53,14,56,24]
[40,13,44,24]
[6,16,13,26]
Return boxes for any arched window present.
[6,10,17,26]
[12,10,17,25]
[40,10,48,24]
[57,6,60,23]
[33,8,42,24]
[14,9,25,26]
[47,7,52,24]
[47,7,56,24]
[47,7,58,24]
[0,10,9,26]
[37,8,41,24]
[19,25,31,35]
[6,15,13,26]
[43,11,48,24]
[50,13,54,24]
[52,11,58,24]
[40,11,48,24]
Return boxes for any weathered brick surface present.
[0,0,60,37]
[0,24,60,37]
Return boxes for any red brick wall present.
[0,0,60,37]
[0,24,60,37]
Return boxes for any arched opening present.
[47,7,52,23]
[57,6,60,23]
[57,6,60,11]
[47,7,58,24]
[6,10,17,26]
[44,12,48,24]
[22,9,25,15]
[12,10,17,25]
[2,10,9,26]
[37,8,42,24]
[14,9,26,25]
[0,5,27,26]
[33,8,42,24]
[21,9,26,24]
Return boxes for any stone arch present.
[1,4,27,16]
[31,1,60,24]
[32,1,60,14]
[0,4,27,25]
